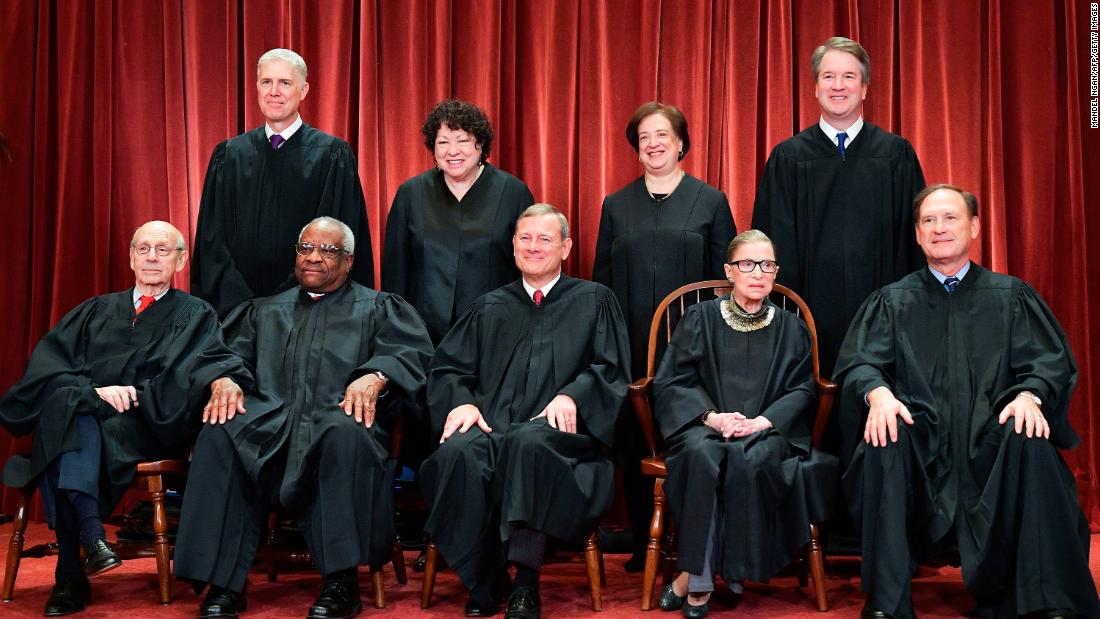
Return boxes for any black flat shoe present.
[503,587,541,619]
[199,585,248,618]
[658,582,686,611]
[464,598,499,617]
[681,598,709,619]
[43,577,91,616]
[84,538,122,577]
[307,574,361,619]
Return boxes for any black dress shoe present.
[1025,610,1078,619]
[624,551,646,573]
[199,585,248,618]
[307,575,361,619]
[84,538,122,577]
[464,597,499,617]
[682,598,710,619]
[658,582,686,611]
[861,606,892,618]
[503,587,541,619]
[43,577,91,616]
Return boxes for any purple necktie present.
[270,134,285,150]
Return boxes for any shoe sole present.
[86,558,123,578]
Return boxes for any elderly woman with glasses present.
[651,230,836,618]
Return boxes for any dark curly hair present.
[421,99,494,163]
[625,101,690,161]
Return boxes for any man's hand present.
[705,411,746,439]
[864,386,914,447]
[998,393,1050,439]
[95,385,138,413]
[535,394,578,433]
[440,404,492,443]
[203,377,246,424]
[730,415,772,438]
[340,373,387,429]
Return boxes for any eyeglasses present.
[133,245,182,257]
[515,234,562,248]
[294,242,348,259]
[728,259,778,273]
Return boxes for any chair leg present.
[641,477,665,611]
[371,566,385,609]
[807,523,828,612]
[149,477,172,604]
[420,542,438,609]
[583,532,602,611]
[2,486,32,601]
[391,535,407,585]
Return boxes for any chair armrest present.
[628,377,660,458]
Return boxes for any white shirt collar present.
[522,273,561,300]
[928,261,972,283]
[132,287,170,307]
[819,116,864,146]
[265,114,304,147]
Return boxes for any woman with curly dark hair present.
[382,99,534,345]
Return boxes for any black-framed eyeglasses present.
[728,259,778,273]
[133,245,182,257]
[294,242,348,259]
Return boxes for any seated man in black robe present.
[173,216,433,619]
[421,203,631,619]
[0,221,238,616]
[835,184,1100,619]
[190,48,374,318]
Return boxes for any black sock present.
[65,490,105,548]
[513,563,540,593]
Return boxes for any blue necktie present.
[837,131,848,158]
[943,276,960,293]
[270,134,285,150]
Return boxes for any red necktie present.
[533,290,544,306]
[134,295,156,322]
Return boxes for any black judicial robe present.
[191,124,374,318]
[752,122,925,377]
[0,289,239,513]
[206,282,432,507]
[653,297,836,581]
[835,265,1100,618]
[594,174,735,380]
[382,165,534,345]
[420,277,630,589]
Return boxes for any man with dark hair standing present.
[752,36,925,381]
[174,217,432,619]
[0,221,240,616]
[421,204,630,619]
[191,48,374,318]
[835,185,1100,618]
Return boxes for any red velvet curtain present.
[1,0,1097,525]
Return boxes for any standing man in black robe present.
[191,48,374,318]
[835,185,1100,619]
[173,217,433,619]
[752,36,925,380]
[0,221,239,616]
[420,204,631,619]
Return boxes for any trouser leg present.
[686,499,718,594]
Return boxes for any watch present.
[1017,391,1041,408]
[701,409,718,425]
[372,371,388,383]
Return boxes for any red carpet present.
[2,524,1099,617]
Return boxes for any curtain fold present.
[1,0,1096,527]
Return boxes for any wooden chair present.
[3,458,188,604]
[628,281,835,611]
[419,530,607,611]
[255,415,409,609]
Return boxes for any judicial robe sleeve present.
[191,143,257,316]
[891,141,927,275]
[332,143,375,291]
[554,289,632,447]
[707,192,736,278]
[756,322,816,451]
[652,305,719,439]
[751,145,803,293]
[425,302,486,437]
[380,185,413,299]
[591,196,614,287]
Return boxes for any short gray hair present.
[725,229,773,261]
[257,48,308,84]
[130,221,186,250]
[299,216,355,254]
[810,36,870,84]
[517,203,569,240]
